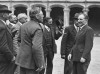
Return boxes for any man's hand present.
[61,55,65,59]
[36,66,44,72]
[80,57,86,63]
[68,54,72,61]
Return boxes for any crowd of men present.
[0,4,94,74]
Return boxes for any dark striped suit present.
[71,25,94,74]
[61,25,77,74]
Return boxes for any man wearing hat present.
[0,5,16,74]
[60,13,79,74]
[15,6,45,74]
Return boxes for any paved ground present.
[52,37,100,74]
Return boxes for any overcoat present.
[15,20,45,70]
[0,19,16,74]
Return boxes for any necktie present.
[77,27,81,32]
[77,27,79,32]
[47,27,50,31]
[79,27,81,31]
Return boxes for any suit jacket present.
[43,25,62,54]
[43,26,56,54]
[0,19,14,62]
[15,20,45,69]
[71,25,94,62]
[61,25,77,56]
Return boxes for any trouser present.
[64,57,73,74]
[73,61,90,74]
[39,47,54,74]
[46,51,54,74]
[20,67,39,74]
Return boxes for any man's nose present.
[78,20,82,22]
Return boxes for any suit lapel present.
[6,25,12,36]
[39,23,44,32]
[79,25,87,34]
[71,25,77,36]
[76,25,87,39]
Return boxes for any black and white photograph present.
[0,0,100,74]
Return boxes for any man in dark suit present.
[39,17,62,74]
[0,5,16,74]
[68,12,94,74]
[60,13,79,74]
[15,6,45,74]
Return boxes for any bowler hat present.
[0,5,11,13]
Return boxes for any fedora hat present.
[0,5,11,13]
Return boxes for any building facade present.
[1,0,100,34]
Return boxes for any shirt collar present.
[45,25,50,31]
[79,24,86,30]
[0,19,6,25]
[18,21,22,25]
[74,24,86,30]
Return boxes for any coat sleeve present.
[32,29,45,68]
[60,27,69,55]
[82,28,94,59]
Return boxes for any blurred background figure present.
[8,14,18,33]
[15,13,27,31]
[6,14,17,26]
[18,13,27,24]
[9,14,17,24]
